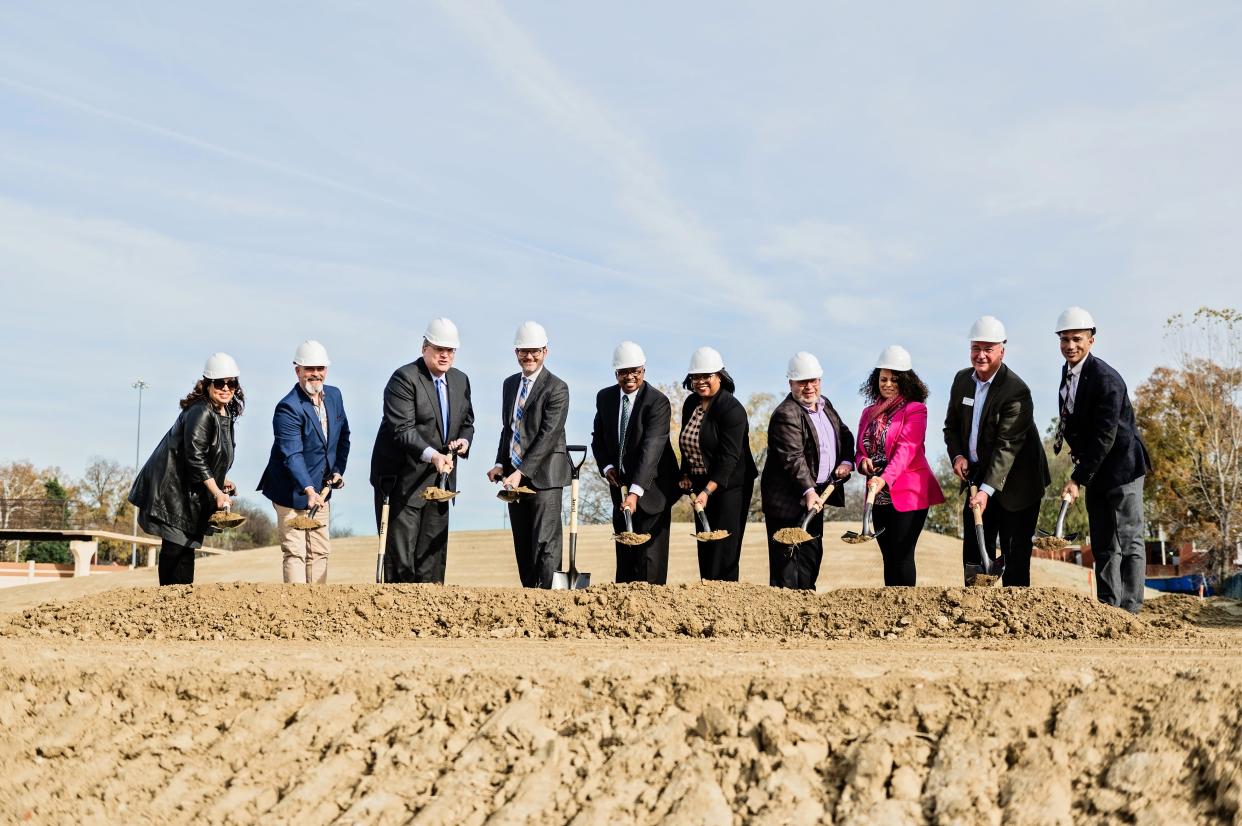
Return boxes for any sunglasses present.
[208,378,240,390]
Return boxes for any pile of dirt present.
[2,642,1240,824]
[1,582,1163,642]
[1142,594,1242,629]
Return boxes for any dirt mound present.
[2,582,1161,642]
[1143,594,1242,629]
[3,641,1241,825]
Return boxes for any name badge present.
[962,397,974,407]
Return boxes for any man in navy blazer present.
[1053,307,1152,614]
[257,340,351,584]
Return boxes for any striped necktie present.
[1053,368,1070,454]
[509,376,531,468]
[435,377,449,444]
[618,394,631,472]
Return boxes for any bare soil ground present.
[2,526,1239,824]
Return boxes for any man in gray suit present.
[370,318,475,584]
[487,321,571,588]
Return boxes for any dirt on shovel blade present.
[613,531,651,546]
[693,529,731,541]
[497,486,537,503]
[840,533,872,544]
[285,515,324,531]
[773,527,813,545]
[421,488,457,502]
[208,511,247,529]
[967,573,1001,587]
[1033,536,1070,551]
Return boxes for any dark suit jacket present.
[679,389,758,491]
[1061,353,1151,490]
[760,394,853,522]
[494,369,571,490]
[369,359,475,505]
[591,383,680,515]
[943,363,1050,511]
[257,384,350,510]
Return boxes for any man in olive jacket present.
[943,316,1050,586]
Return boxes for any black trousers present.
[872,504,928,586]
[509,486,563,588]
[378,491,449,584]
[960,498,1039,586]
[765,506,825,590]
[612,503,672,585]
[692,475,753,582]
[158,539,195,585]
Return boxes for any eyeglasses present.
[615,367,645,377]
[208,378,239,390]
[688,374,715,383]
[516,348,545,357]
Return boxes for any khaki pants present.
[274,502,331,584]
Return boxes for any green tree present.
[1135,307,1242,584]
[24,478,71,563]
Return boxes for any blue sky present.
[2,2,1241,532]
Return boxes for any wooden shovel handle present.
[968,485,984,526]
[308,485,332,518]
[811,483,837,513]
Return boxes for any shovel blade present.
[551,571,591,590]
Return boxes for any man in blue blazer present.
[1053,308,1152,613]
[257,340,351,584]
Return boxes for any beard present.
[300,378,324,397]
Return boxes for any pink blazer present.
[854,401,946,512]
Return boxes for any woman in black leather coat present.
[129,353,243,585]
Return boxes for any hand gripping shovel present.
[774,482,838,551]
[288,484,332,531]
[552,445,591,590]
[375,475,396,584]
[422,446,461,503]
[689,492,730,542]
[613,485,651,546]
[841,477,885,544]
[964,484,1004,586]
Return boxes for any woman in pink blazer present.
[855,346,945,585]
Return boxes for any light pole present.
[131,380,149,567]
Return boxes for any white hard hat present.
[1054,306,1096,333]
[968,316,1007,343]
[875,345,912,372]
[687,346,724,375]
[514,321,548,349]
[423,317,461,349]
[293,340,330,367]
[612,341,646,370]
[786,351,823,381]
[203,352,240,379]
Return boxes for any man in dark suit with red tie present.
[1053,307,1152,613]
[591,341,680,584]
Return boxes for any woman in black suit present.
[678,347,758,581]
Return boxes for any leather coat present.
[129,400,236,536]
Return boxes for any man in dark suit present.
[369,318,475,584]
[943,316,1050,586]
[1053,307,1152,613]
[760,351,854,589]
[258,340,351,584]
[487,321,571,588]
[591,341,680,585]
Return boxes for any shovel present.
[375,475,395,584]
[613,485,651,546]
[1034,493,1076,551]
[422,445,461,502]
[689,493,730,542]
[964,484,1004,586]
[773,481,839,550]
[841,477,885,544]
[208,500,247,530]
[288,484,332,531]
[552,444,591,590]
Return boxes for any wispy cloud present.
[433,0,794,325]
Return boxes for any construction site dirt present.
[1,526,1240,824]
